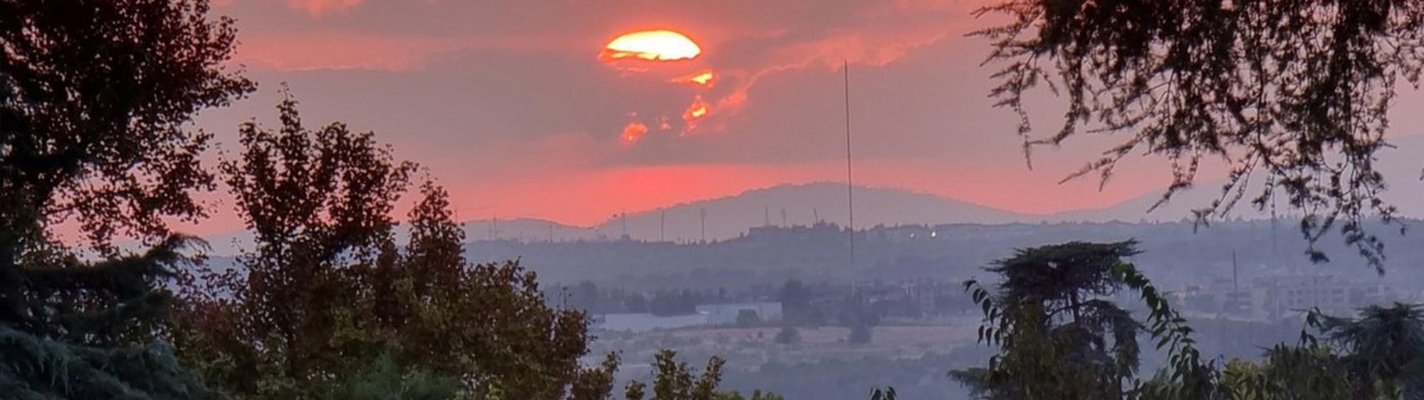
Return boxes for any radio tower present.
[843,60,855,264]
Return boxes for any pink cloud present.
[287,0,362,17]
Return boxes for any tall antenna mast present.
[843,60,855,264]
[1232,249,1239,292]
[1270,202,1278,256]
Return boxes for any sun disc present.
[602,30,702,61]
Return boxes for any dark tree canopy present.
[958,241,1212,399]
[180,96,416,397]
[974,0,1424,270]
[177,98,613,399]
[1,0,254,252]
[1315,303,1424,399]
[0,238,218,400]
[0,1,251,398]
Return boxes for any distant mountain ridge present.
[199,170,1424,255]
[583,182,1032,243]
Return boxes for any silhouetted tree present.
[1316,303,1424,400]
[778,279,811,324]
[0,0,251,397]
[974,0,1424,270]
[177,98,613,399]
[177,95,416,398]
[0,239,218,399]
[955,241,1213,399]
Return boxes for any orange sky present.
[171,0,1424,234]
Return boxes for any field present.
[590,323,980,374]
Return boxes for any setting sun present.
[601,30,702,61]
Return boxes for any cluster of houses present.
[1173,273,1396,320]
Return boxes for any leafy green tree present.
[177,98,614,399]
[1209,345,1351,400]
[381,182,611,398]
[318,352,460,400]
[973,0,1424,270]
[176,95,416,398]
[624,350,728,400]
[0,0,251,397]
[955,241,1213,399]
[1138,304,1424,400]
[1315,303,1424,400]
[955,242,1144,399]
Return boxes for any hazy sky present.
[185,0,1424,232]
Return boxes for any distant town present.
[452,219,1421,397]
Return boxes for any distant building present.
[591,313,708,333]
[1265,274,1392,315]
[696,302,783,325]
[1175,273,1394,319]
[870,225,935,242]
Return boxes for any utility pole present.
[660,211,666,242]
[699,208,706,243]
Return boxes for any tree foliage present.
[973,0,1424,270]
[935,243,1424,400]
[0,0,253,253]
[955,241,1213,399]
[317,352,461,400]
[175,95,416,398]
[1210,344,1351,400]
[0,0,250,398]
[1184,304,1424,400]
[0,240,218,400]
[623,350,730,400]
[176,98,613,399]
[1314,303,1424,399]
